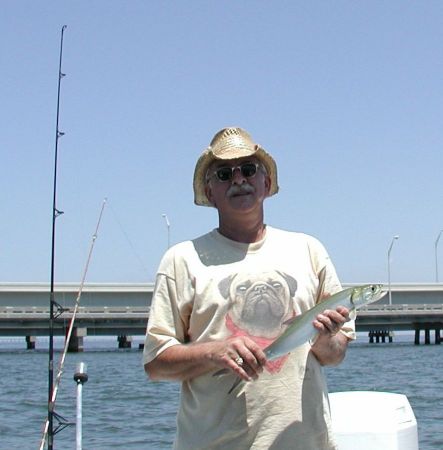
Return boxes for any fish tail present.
[228,377,244,394]
[213,368,230,378]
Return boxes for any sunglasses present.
[207,162,262,182]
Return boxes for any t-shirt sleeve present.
[142,246,193,365]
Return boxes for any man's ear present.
[204,183,215,206]
[264,175,271,196]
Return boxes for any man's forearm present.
[145,335,267,383]
[144,342,218,382]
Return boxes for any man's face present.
[204,157,271,214]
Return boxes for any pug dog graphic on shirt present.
[218,271,298,373]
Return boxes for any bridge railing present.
[2,304,443,318]
[0,306,150,317]
[357,304,443,315]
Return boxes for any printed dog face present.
[219,271,297,338]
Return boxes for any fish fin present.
[213,368,230,378]
[213,370,246,394]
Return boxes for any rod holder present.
[73,362,88,384]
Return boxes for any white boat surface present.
[329,391,418,450]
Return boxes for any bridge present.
[1,282,442,350]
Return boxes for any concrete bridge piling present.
[118,335,132,349]
[414,325,442,345]
[26,335,36,350]
[368,330,394,343]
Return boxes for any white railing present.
[0,306,150,317]
[357,304,443,318]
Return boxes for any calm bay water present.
[0,335,441,450]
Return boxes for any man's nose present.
[231,167,247,184]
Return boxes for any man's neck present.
[217,215,267,243]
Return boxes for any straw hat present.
[193,127,279,207]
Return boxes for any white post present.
[74,362,88,450]
[76,382,83,450]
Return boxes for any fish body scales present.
[265,324,315,360]
[263,288,354,361]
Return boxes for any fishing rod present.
[40,198,107,450]
[45,25,67,450]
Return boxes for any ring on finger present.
[234,356,244,366]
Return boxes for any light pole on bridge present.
[162,214,170,249]
[435,230,443,283]
[387,235,399,306]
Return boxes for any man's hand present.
[313,306,350,336]
[209,336,267,381]
[310,306,351,366]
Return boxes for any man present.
[143,127,355,450]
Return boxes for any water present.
[0,335,441,450]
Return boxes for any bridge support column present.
[435,328,441,345]
[369,331,389,343]
[26,335,36,350]
[424,329,431,345]
[415,329,420,345]
[435,329,441,345]
[118,335,132,349]
[67,327,87,352]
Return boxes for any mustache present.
[227,184,255,197]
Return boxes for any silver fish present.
[217,284,386,393]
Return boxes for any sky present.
[1,1,442,285]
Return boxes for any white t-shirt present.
[143,226,355,450]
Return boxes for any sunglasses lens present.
[213,163,259,182]
[216,167,233,181]
[240,163,257,178]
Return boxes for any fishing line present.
[39,198,107,450]
[107,201,150,277]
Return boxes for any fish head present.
[351,284,386,308]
